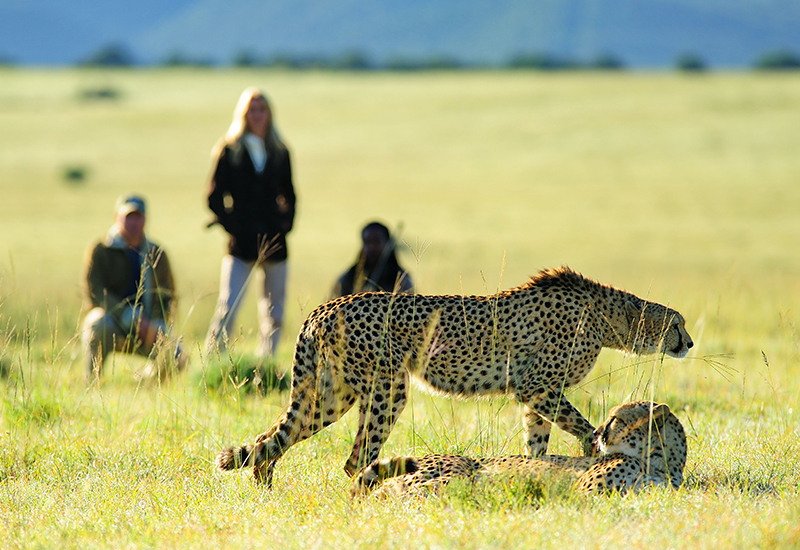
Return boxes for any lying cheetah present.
[217,267,693,486]
[351,401,687,498]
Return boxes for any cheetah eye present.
[609,418,625,430]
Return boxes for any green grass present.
[1,68,800,548]
[196,352,290,395]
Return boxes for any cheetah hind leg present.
[251,428,280,487]
[350,456,419,498]
[343,397,371,477]
[254,457,277,487]
[344,370,409,477]
[252,382,356,486]
[215,376,318,485]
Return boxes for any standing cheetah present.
[351,401,688,497]
[217,267,693,486]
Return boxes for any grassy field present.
[1,68,799,548]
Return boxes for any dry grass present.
[1,68,800,548]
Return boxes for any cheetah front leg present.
[522,405,552,457]
[523,388,595,456]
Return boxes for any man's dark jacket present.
[82,238,175,328]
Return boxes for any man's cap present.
[116,194,146,216]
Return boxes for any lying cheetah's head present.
[624,300,693,358]
[581,401,688,492]
[593,401,686,465]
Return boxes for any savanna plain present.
[1,68,799,549]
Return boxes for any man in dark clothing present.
[332,221,413,298]
[81,194,184,380]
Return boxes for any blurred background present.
[3,0,800,70]
[2,6,800,546]
[1,1,799,370]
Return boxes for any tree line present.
[7,43,800,72]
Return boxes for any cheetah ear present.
[625,300,643,322]
[651,403,671,428]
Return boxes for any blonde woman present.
[206,88,296,357]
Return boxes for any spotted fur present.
[351,401,687,498]
[216,267,692,486]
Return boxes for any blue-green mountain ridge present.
[3,0,799,67]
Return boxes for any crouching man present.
[81,194,185,380]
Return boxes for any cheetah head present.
[624,300,693,358]
[593,401,685,464]
[584,401,688,491]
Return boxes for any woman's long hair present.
[212,87,287,158]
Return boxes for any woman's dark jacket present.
[207,138,295,262]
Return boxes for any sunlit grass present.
[1,68,800,548]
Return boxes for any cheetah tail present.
[350,456,419,498]
[216,443,262,471]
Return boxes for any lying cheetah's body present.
[352,401,687,497]
[217,267,693,486]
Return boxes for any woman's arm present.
[207,147,240,234]
[275,151,296,233]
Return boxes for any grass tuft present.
[442,469,578,511]
[197,352,290,395]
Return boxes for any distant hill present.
[0,0,196,65]
[3,0,800,68]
